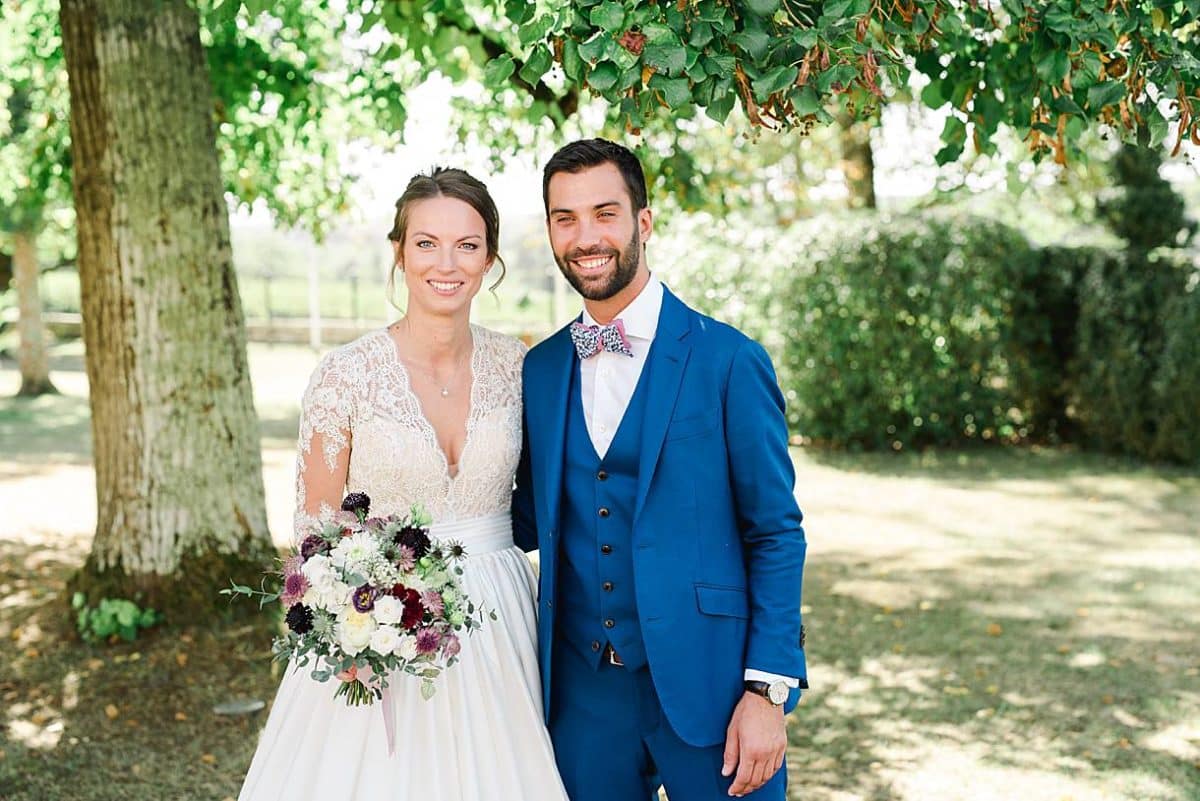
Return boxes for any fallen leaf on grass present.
[23,648,39,658]
[175,652,188,668]
[1102,694,1115,705]
[201,753,217,765]
[104,704,119,720]
[175,712,187,721]
[86,659,104,671]
[986,623,1003,637]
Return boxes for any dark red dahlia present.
[400,589,425,629]
[285,604,314,634]
[340,492,371,514]
[395,526,432,559]
[299,534,329,560]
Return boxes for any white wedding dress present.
[238,325,569,801]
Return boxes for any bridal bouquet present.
[223,492,486,705]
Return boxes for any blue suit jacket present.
[513,286,807,747]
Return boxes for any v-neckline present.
[384,326,479,484]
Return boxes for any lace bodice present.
[293,324,527,543]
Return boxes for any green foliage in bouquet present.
[72,593,162,643]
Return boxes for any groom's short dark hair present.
[542,138,648,216]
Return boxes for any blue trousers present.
[548,640,787,801]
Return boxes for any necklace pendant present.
[440,387,450,398]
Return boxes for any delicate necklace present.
[392,322,471,398]
[405,355,468,398]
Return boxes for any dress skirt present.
[238,513,569,801]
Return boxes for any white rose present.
[336,610,377,655]
[369,625,403,656]
[395,635,419,661]
[373,595,404,626]
[302,555,335,589]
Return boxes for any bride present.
[238,168,568,801]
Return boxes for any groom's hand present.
[722,691,787,797]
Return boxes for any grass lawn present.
[1,342,1198,801]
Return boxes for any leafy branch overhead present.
[524,0,1200,165]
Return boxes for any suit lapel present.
[531,325,576,530]
[634,288,692,523]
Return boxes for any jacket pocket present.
[666,407,720,442]
[695,583,750,619]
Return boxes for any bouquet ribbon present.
[352,665,397,756]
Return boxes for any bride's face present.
[393,196,493,318]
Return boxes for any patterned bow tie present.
[570,319,634,360]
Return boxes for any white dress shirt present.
[577,276,798,691]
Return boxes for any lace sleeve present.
[294,348,356,545]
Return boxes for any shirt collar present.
[581,274,663,341]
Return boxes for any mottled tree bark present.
[838,111,877,210]
[60,0,273,617]
[13,229,58,397]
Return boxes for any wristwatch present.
[744,679,789,706]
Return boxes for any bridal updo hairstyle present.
[386,167,506,304]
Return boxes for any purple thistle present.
[421,590,445,617]
[280,572,310,607]
[415,628,441,655]
[352,584,377,613]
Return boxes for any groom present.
[514,139,807,800]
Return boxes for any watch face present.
[768,681,789,705]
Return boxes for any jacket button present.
[604,619,615,629]
[602,581,614,592]
[597,470,608,481]
[598,507,610,518]
[591,640,601,652]
[600,544,612,554]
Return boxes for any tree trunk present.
[60,0,274,619]
[13,229,59,397]
[838,112,877,210]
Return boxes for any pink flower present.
[415,628,441,655]
[283,555,303,575]
[441,633,461,658]
[280,571,310,607]
[421,590,444,617]
[394,545,415,573]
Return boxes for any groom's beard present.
[554,227,640,302]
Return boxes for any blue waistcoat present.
[555,356,651,671]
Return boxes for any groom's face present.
[546,163,652,302]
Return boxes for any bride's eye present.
[416,240,435,249]
[460,242,479,251]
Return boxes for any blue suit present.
[514,287,807,800]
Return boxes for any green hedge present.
[774,213,1041,450]
[1151,273,1200,463]
[1072,251,1198,464]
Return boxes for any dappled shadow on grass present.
[0,536,285,801]
[0,393,93,467]
[788,555,1200,800]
